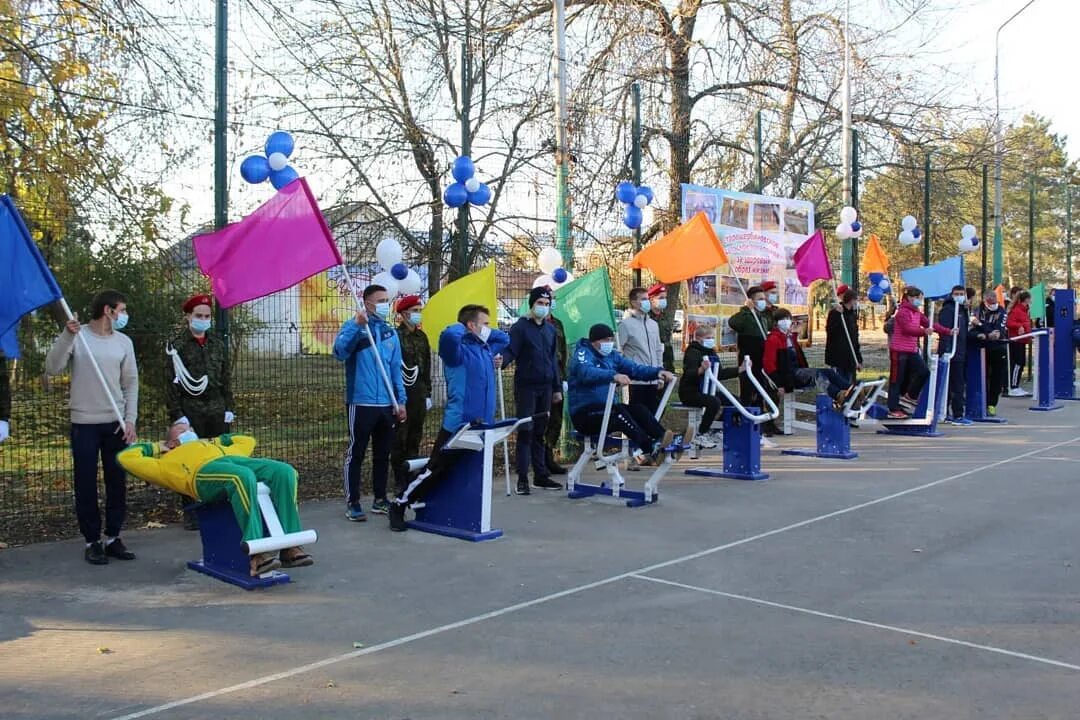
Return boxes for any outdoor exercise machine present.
[1051,288,1080,402]
[780,380,886,460]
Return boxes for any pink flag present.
[792,228,833,286]
[193,178,343,308]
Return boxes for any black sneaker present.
[85,542,108,565]
[389,502,408,532]
[183,510,199,531]
[532,476,563,490]
[516,478,531,495]
[104,537,135,560]
[545,448,568,476]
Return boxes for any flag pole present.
[336,262,401,413]
[58,298,127,429]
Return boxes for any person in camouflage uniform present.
[647,283,676,372]
[543,312,568,474]
[164,294,235,528]
[391,295,432,495]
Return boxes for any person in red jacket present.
[763,309,854,412]
[1006,289,1033,396]
[886,286,955,419]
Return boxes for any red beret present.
[836,284,850,297]
[396,294,422,313]
[182,294,212,313]
[760,281,777,292]
[647,283,666,297]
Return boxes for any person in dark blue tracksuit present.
[333,284,407,521]
[936,285,970,424]
[501,286,562,495]
[389,304,510,531]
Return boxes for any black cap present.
[589,323,614,341]
[529,286,552,307]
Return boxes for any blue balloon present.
[269,166,299,190]
[444,182,468,208]
[912,227,922,239]
[868,272,884,285]
[624,204,643,229]
[638,185,654,204]
[552,267,568,283]
[868,286,885,303]
[616,181,637,204]
[851,221,862,232]
[452,156,475,183]
[391,263,408,280]
[264,131,295,159]
[240,155,271,184]
[1072,326,1080,348]
[468,182,492,206]
[971,236,980,247]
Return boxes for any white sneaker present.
[1007,387,1029,397]
[693,434,718,449]
[760,436,777,449]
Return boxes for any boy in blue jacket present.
[333,284,407,521]
[568,323,675,466]
[389,304,510,531]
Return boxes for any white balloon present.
[372,271,400,298]
[899,230,916,246]
[634,194,648,209]
[835,223,851,240]
[465,177,481,193]
[399,269,423,295]
[958,237,976,253]
[961,224,977,239]
[375,238,404,269]
[901,215,918,232]
[839,206,858,225]
[533,273,553,288]
[537,247,562,274]
[849,225,863,239]
[878,278,891,291]
[268,152,288,172]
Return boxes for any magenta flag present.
[792,228,833,286]
[193,178,343,308]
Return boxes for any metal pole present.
[840,0,852,285]
[754,109,763,193]
[923,153,931,266]
[851,128,859,296]
[631,82,642,287]
[1028,175,1035,288]
[981,164,989,291]
[214,0,229,341]
[553,0,572,268]
[1068,185,1073,290]
[456,41,471,279]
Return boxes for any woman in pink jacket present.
[887,286,939,419]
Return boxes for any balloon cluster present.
[370,238,423,298]
[834,206,863,240]
[898,215,923,246]
[615,181,654,230]
[534,246,575,290]
[443,156,491,208]
[240,131,301,190]
[958,224,980,253]
[866,272,893,304]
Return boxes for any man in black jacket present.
[825,285,862,387]
[503,286,563,494]
[679,325,737,449]
[971,289,1008,417]
[937,285,969,424]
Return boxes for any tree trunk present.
[664,8,696,325]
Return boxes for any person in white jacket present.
[617,287,665,414]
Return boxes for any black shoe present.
[516,478,531,495]
[389,502,408,532]
[85,542,108,565]
[104,537,135,560]
[545,448,568,475]
[183,510,199,531]
[532,476,563,490]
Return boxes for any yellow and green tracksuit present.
[117,434,301,543]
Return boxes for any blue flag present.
[900,256,964,300]
[0,195,62,338]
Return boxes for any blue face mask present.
[533,304,550,319]
[656,298,668,311]
[408,312,422,326]
[702,338,716,349]
[755,299,767,312]
[177,429,199,445]
[190,318,211,334]
[598,341,615,356]
[912,298,924,308]
[374,302,391,319]
[112,311,129,330]
[639,299,651,313]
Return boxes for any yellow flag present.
[859,233,890,275]
[421,263,498,340]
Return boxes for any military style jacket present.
[397,323,432,400]
[164,329,234,423]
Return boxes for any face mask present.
[755,299,767,312]
[702,338,716,349]
[768,293,779,304]
[777,318,792,332]
[912,298,923,308]
[374,302,391,320]
[533,304,550,319]
[177,429,199,445]
[656,299,668,311]
[408,312,422,326]
[953,295,966,304]
[112,311,129,330]
[987,303,999,311]
[639,299,651,313]
[479,325,492,343]
[598,341,615,356]
[190,318,211,333]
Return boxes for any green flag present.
[1029,282,1046,321]
[518,268,617,346]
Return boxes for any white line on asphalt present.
[108,434,1080,720]
[629,574,1080,672]
[1034,456,1080,463]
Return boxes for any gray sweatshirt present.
[46,327,139,424]
[617,311,662,368]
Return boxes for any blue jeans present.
[793,367,850,400]
[71,422,128,543]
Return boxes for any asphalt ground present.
[1,393,1078,720]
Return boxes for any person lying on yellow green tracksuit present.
[117,425,314,577]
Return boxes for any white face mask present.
[768,293,779,304]
[479,325,492,343]
[597,341,615,356]
[777,318,793,332]
[953,295,966,304]
[533,304,550,319]
[912,298,923,308]
[987,303,999,311]
[702,338,716,349]
[755,299,767,312]
[177,429,199,445]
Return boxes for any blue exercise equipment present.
[1027,328,1062,411]
[1051,288,1080,401]
[781,380,886,460]
[964,347,1008,424]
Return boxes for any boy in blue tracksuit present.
[389,304,510,531]
[568,323,676,465]
[334,284,407,521]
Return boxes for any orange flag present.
[629,212,729,283]
[995,284,1006,307]
[859,233,890,275]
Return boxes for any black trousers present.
[71,422,128,543]
[397,428,456,505]
[344,404,395,505]
[514,384,551,481]
[986,347,1007,407]
[571,403,665,452]
[1009,341,1027,388]
[545,394,563,449]
[391,392,428,495]
[629,383,660,416]
[948,357,966,418]
[678,388,722,434]
[887,350,930,411]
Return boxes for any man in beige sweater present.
[46,289,140,565]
